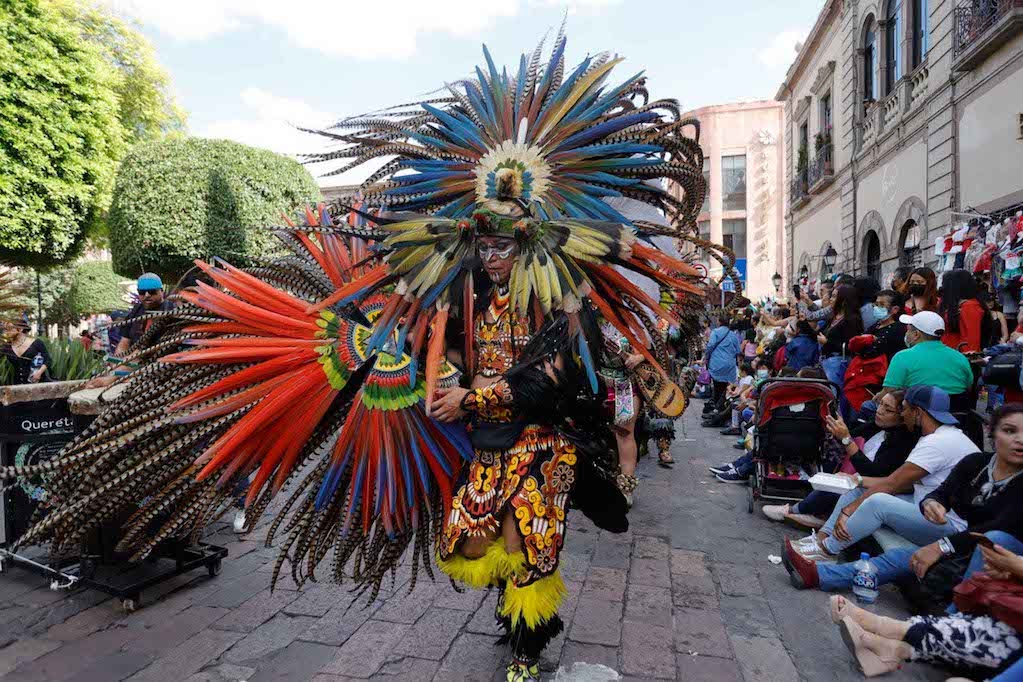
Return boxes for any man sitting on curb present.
[783,385,979,572]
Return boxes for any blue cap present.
[137,273,163,291]
[905,385,958,425]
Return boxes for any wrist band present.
[938,537,955,556]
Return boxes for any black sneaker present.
[715,470,749,484]
[719,427,741,436]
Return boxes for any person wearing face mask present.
[763,391,918,528]
[867,289,907,362]
[890,266,913,300]
[906,267,940,314]
[784,320,821,371]
[874,311,974,407]
[784,385,979,567]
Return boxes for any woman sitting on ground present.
[783,404,1023,607]
[784,385,979,565]
[762,391,917,529]
[830,537,1023,678]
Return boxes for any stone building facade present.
[668,101,786,299]
[778,0,1023,288]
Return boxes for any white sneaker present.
[795,535,837,563]
[762,504,790,522]
[232,509,248,534]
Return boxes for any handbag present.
[954,572,1023,631]
[983,350,1023,388]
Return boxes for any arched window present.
[912,0,929,67]
[865,231,882,283]
[899,221,922,266]
[885,0,903,95]
[864,24,879,103]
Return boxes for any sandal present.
[658,452,674,468]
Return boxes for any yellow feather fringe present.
[500,569,567,629]
[436,540,526,589]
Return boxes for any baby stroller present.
[747,377,839,514]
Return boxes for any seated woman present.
[829,536,1023,678]
[783,404,1023,599]
[703,361,756,429]
[785,385,980,564]
[762,391,917,529]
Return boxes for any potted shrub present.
[816,130,834,174]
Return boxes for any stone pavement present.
[0,405,947,681]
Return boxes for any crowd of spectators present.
[695,266,1023,680]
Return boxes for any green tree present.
[56,0,187,146]
[0,0,124,268]
[68,260,129,316]
[109,138,322,281]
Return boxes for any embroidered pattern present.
[441,426,575,586]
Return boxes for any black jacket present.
[921,451,1023,555]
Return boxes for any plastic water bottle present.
[852,553,879,604]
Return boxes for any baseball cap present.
[137,273,163,292]
[898,310,944,336]
[905,385,958,425]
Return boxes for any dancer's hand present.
[625,353,645,370]
[910,543,943,579]
[432,387,469,422]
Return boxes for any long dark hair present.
[940,270,993,343]
[910,267,939,311]
[853,276,881,310]
[831,285,863,334]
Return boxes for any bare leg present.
[615,396,640,476]
[830,596,911,639]
[460,527,500,560]
[502,507,522,555]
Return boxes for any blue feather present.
[554,111,660,152]
[576,331,599,394]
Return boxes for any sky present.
[104,0,825,186]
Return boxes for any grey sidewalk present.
[0,406,945,681]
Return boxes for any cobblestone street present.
[0,405,946,681]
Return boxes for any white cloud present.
[201,87,331,156]
[104,0,613,59]
[757,28,808,71]
[200,88,389,187]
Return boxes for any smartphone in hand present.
[971,532,995,549]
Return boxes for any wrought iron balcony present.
[791,170,810,209]
[808,144,835,192]
[954,0,1023,70]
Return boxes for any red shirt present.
[942,299,985,353]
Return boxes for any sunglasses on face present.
[477,243,516,261]
[138,289,161,297]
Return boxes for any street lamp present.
[771,272,782,292]
[822,246,838,274]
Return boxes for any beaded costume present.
[6,29,721,682]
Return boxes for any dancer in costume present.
[4,31,712,682]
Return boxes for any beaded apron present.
[440,289,576,586]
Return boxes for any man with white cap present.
[876,311,974,404]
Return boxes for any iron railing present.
[954,0,1022,54]
[791,171,809,206]
[808,144,834,187]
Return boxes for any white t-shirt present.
[738,375,754,389]
[906,425,979,529]
[862,430,885,461]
